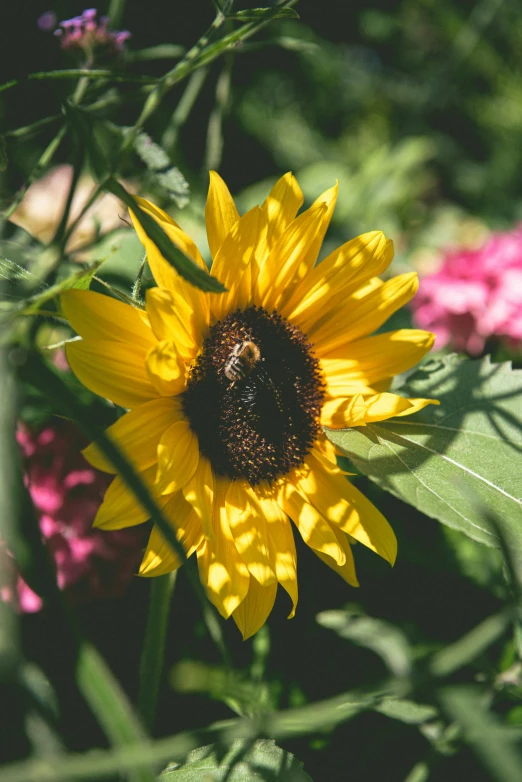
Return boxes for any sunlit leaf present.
[326,356,522,551]
[158,739,312,781]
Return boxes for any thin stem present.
[51,151,83,253]
[138,572,177,732]
[161,67,209,154]
[204,53,233,173]
[60,180,107,250]
[107,0,127,28]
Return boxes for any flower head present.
[1,422,145,613]
[62,173,437,639]
[411,226,522,355]
[50,8,130,64]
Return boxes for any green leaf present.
[158,740,312,781]
[132,131,190,208]
[227,8,299,21]
[0,134,7,171]
[1,260,104,319]
[316,609,412,677]
[373,697,437,725]
[429,611,510,678]
[105,178,226,293]
[326,356,522,551]
[439,686,522,782]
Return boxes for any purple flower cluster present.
[412,226,522,355]
[1,422,146,613]
[39,8,130,61]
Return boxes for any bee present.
[224,340,261,385]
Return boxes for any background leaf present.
[132,132,190,209]
[326,356,522,552]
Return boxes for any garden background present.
[1,1,522,780]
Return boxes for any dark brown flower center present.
[182,307,325,485]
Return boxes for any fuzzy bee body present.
[224,340,261,385]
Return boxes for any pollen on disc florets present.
[182,307,325,485]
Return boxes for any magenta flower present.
[1,422,146,613]
[411,227,522,355]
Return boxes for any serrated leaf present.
[316,609,412,677]
[133,131,190,209]
[1,260,104,319]
[228,8,299,21]
[158,740,312,781]
[326,356,522,552]
[105,178,225,293]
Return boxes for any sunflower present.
[61,173,437,639]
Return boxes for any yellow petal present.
[321,392,438,428]
[139,525,181,577]
[209,206,261,321]
[129,197,209,343]
[205,170,240,260]
[310,272,419,355]
[278,479,346,566]
[196,478,249,618]
[232,577,278,640]
[83,397,183,473]
[322,330,435,397]
[145,288,198,360]
[155,419,199,495]
[182,455,215,540]
[130,196,206,283]
[255,201,328,312]
[93,465,166,530]
[255,172,304,265]
[249,486,298,618]
[297,450,397,565]
[61,289,154,349]
[225,480,276,587]
[284,231,393,327]
[313,523,359,587]
[66,339,158,409]
[146,340,187,396]
[139,492,203,576]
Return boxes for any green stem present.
[138,572,177,732]
[161,67,209,154]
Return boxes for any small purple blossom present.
[44,8,131,63]
[37,11,57,31]
[411,226,522,355]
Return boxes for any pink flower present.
[411,226,522,355]
[1,422,146,613]
[51,8,131,62]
